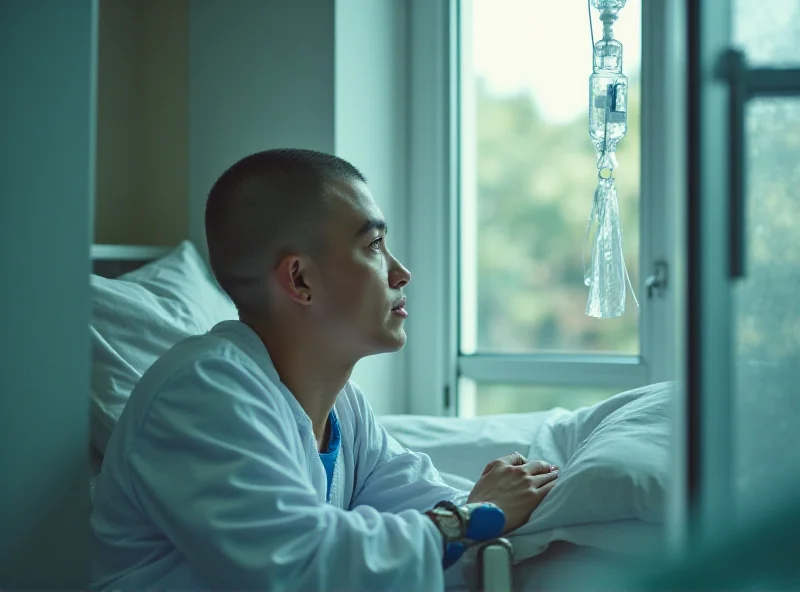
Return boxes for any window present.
[406,0,671,417]
[460,379,619,416]
[461,0,641,356]
[455,0,658,416]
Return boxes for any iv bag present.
[589,39,628,161]
[585,178,627,318]
[583,0,637,319]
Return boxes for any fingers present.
[520,460,559,476]
[482,451,527,476]
[529,470,559,489]
[536,477,556,497]
[536,478,558,497]
[505,451,527,466]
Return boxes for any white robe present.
[90,320,467,591]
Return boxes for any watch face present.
[434,510,463,540]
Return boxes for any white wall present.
[0,0,96,586]
[188,0,336,257]
[335,0,409,414]
[188,0,410,414]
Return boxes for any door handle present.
[719,49,747,280]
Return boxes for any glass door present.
[728,0,800,523]
[688,0,800,542]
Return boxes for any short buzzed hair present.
[205,148,365,318]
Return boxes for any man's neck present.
[246,319,353,449]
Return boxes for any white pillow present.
[90,241,237,453]
[523,382,673,531]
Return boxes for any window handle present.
[645,260,669,300]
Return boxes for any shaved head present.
[205,149,366,318]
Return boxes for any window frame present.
[406,0,676,417]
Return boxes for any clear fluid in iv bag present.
[589,75,628,155]
[589,39,628,157]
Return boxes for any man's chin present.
[389,329,407,350]
[366,329,407,357]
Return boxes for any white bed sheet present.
[378,410,558,485]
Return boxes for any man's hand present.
[466,452,559,534]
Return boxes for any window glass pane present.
[460,0,642,355]
[732,97,800,518]
[732,0,800,67]
[731,1,800,522]
[460,378,618,417]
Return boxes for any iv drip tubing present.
[587,0,595,68]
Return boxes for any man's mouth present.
[391,298,408,318]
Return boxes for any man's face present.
[309,179,411,358]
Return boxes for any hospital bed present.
[89,241,669,591]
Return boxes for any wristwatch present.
[426,501,467,542]
[425,501,506,569]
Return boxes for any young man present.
[90,149,559,591]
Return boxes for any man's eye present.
[369,237,384,251]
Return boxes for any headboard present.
[91,244,172,278]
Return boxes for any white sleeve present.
[126,358,446,592]
[348,385,470,513]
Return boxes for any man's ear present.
[274,255,314,305]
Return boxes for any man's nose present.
[389,257,411,289]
